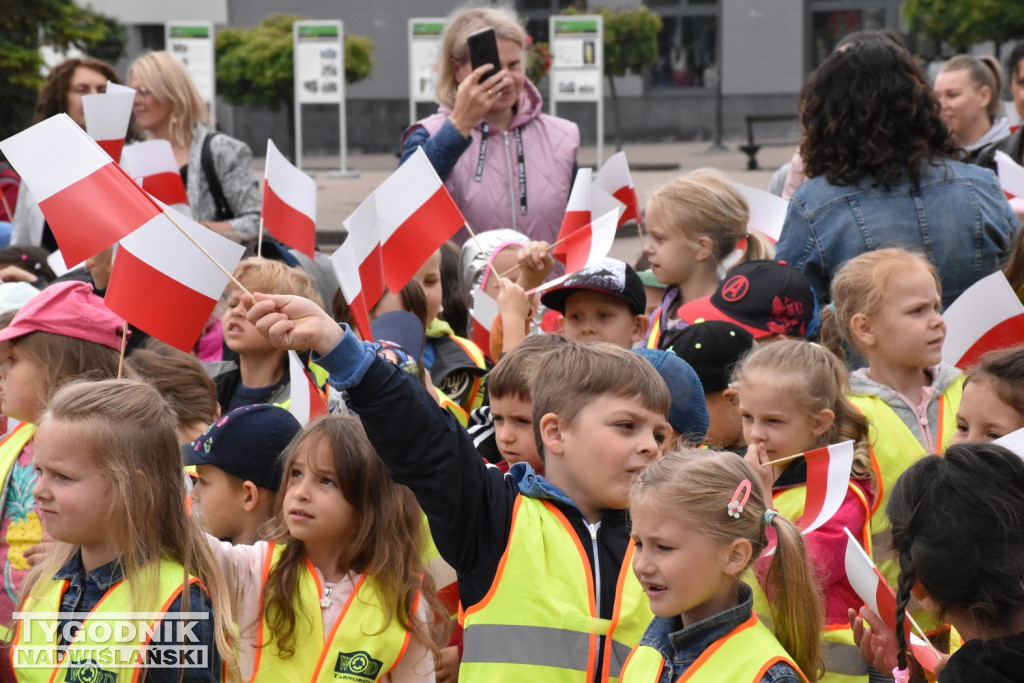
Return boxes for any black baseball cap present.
[540,257,646,316]
[183,403,301,491]
[664,320,755,394]
[676,260,815,339]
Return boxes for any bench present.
[739,114,800,170]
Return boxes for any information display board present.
[408,18,445,125]
[549,15,604,164]
[165,22,216,128]
[293,20,355,176]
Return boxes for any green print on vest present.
[333,650,383,681]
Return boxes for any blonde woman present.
[401,6,579,245]
[934,54,1010,163]
[129,51,261,236]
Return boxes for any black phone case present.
[467,28,500,83]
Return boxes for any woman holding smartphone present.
[401,6,579,246]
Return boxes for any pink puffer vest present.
[405,80,579,244]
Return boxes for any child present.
[206,415,445,680]
[951,345,1024,444]
[673,260,818,345]
[12,379,234,681]
[211,257,321,413]
[734,339,875,681]
[644,169,774,349]
[539,257,650,348]
[889,443,1024,681]
[634,349,709,449]
[244,291,671,682]
[0,282,122,633]
[184,403,301,545]
[664,320,755,452]
[621,449,822,682]
[821,248,962,591]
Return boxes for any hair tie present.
[727,479,751,518]
[763,509,778,527]
[892,667,910,682]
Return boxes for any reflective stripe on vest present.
[459,496,651,682]
[753,483,871,681]
[250,543,417,682]
[849,377,962,588]
[619,613,806,683]
[12,558,196,683]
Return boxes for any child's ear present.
[539,413,566,458]
[811,408,835,437]
[556,315,566,333]
[723,387,739,406]
[694,235,715,262]
[849,313,875,348]
[630,314,649,343]
[241,481,260,512]
[723,538,753,576]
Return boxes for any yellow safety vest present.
[12,558,200,682]
[250,543,417,682]
[459,495,652,683]
[848,377,962,590]
[765,483,872,683]
[645,308,662,350]
[619,612,807,682]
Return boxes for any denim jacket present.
[636,582,801,683]
[776,158,1017,309]
[49,551,221,683]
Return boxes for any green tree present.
[903,0,1024,54]
[216,13,374,155]
[0,0,122,144]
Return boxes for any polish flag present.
[0,114,161,266]
[287,350,328,425]
[553,168,593,263]
[941,271,1024,369]
[559,209,621,274]
[996,150,1024,198]
[843,528,943,673]
[731,182,787,243]
[82,83,135,161]
[263,139,317,258]
[105,201,245,352]
[470,288,498,362]
[332,193,385,340]
[994,427,1024,461]
[798,440,854,535]
[594,152,641,226]
[378,148,464,292]
[121,140,190,209]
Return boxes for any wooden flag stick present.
[497,235,571,278]
[117,320,128,379]
[768,449,811,466]
[257,217,265,258]
[905,612,944,660]
[161,210,253,298]
[463,221,503,286]
[0,194,12,222]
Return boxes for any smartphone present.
[467,27,500,83]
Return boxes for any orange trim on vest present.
[445,334,487,408]
[752,656,792,682]
[600,540,638,679]
[384,587,421,677]
[847,480,872,550]
[250,541,278,677]
[677,613,758,682]
[935,392,947,452]
[310,573,368,679]
[460,496,524,623]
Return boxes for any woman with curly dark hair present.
[776,40,1017,310]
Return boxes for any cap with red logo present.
[676,260,816,339]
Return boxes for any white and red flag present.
[287,350,329,426]
[797,440,854,534]
[262,139,317,258]
[731,182,787,243]
[593,152,640,226]
[82,83,135,162]
[994,427,1024,460]
[553,168,593,263]
[0,114,161,266]
[332,193,385,340]
[558,209,621,274]
[996,150,1024,198]
[843,528,943,673]
[105,201,245,352]
[121,139,190,210]
[941,271,1024,369]
[470,288,499,362]
[377,148,464,292]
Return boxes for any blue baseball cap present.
[633,348,708,443]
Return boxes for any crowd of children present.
[2,26,1024,683]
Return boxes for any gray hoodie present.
[848,363,962,450]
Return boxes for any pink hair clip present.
[727,479,751,518]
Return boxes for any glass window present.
[651,15,717,89]
[809,8,886,68]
